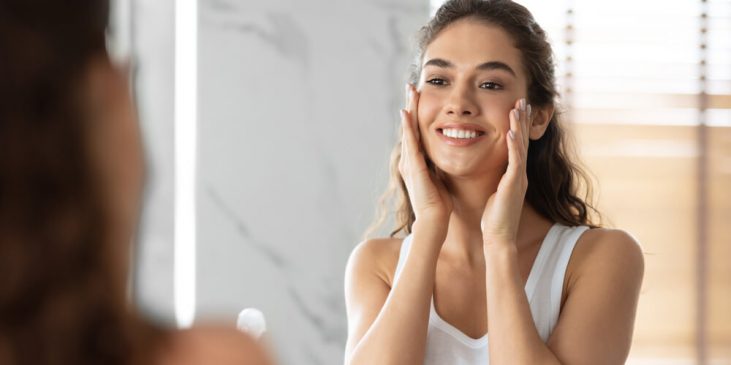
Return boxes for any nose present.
[445,83,477,117]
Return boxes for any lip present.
[434,123,487,147]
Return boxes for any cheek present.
[483,98,515,132]
[416,92,442,130]
[417,90,518,133]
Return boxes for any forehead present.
[422,19,524,76]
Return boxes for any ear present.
[528,103,554,140]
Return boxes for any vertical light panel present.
[107,0,132,65]
[174,0,197,328]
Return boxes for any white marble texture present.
[196,0,427,364]
[128,0,428,362]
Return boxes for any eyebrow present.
[423,58,517,77]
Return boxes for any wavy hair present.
[367,0,600,238]
[0,1,164,364]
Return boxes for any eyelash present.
[425,78,503,90]
[480,82,503,90]
[426,78,447,86]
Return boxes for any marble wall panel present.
[197,0,427,363]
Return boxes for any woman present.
[0,1,272,364]
[344,0,644,364]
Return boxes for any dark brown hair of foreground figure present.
[0,1,168,364]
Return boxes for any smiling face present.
[416,18,528,179]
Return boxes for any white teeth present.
[442,128,480,139]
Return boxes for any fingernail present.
[512,109,519,120]
[527,104,532,118]
[508,130,515,140]
[520,98,527,111]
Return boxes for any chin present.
[429,154,507,181]
[431,158,483,179]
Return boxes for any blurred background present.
[107,0,730,364]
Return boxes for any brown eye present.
[480,82,503,90]
[426,78,447,86]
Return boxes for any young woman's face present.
[417,19,528,178]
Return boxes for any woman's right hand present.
[399,83,453,228]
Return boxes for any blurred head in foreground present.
[0,1,272,364]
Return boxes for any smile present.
[436,127,486,146]
[440,128,482,139]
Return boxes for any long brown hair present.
[368,0,600,238]
[0,1,164,364]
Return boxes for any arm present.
[160,326,275,365]
[481,99,644,364]
[546,229,644,364]
[484,230,644,365]
[345,84,452,364]
[344,223,444,365]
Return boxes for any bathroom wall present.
[130,0,428,363]
[196,1,427,363]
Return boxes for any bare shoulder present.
[158,326,274,365]
[550,227,645,363]
[346,236,405,288]
[567,227,645,289]
[344,237,405,355]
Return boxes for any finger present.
[401,108,420,161]
[513,98,529,160]
[401,108,431,197]
[407,84,421,142]
[511,100,525,148]
[523,102,532,148]
[400,109,409,175]
[506,108,523,176]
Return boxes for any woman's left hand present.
[480,98,532,246]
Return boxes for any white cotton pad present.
[236,308,266,339]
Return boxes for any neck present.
[440,173,554,264]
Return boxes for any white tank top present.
[392,223,589,365]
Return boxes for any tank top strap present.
[393,234,413,283]
[524,223,563,300]
[548,225,590,330]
